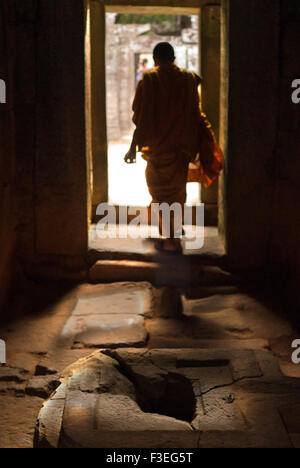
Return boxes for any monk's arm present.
[124,127,145,163]
[125,80,144,163]
[124,130,138,164]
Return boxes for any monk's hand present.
[124,148,137,164]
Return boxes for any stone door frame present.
[86,0,223,226]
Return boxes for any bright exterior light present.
[108,136,200,206]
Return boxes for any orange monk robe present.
[132,64,202,207]
[132,63,223,236]
[187,111,224,188]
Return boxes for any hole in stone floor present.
[176,359,230,368]
[104,351,196,423]
[135,371,196,423]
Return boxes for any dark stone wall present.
[0,1,89,297]
[12,1,38,260]
[272,0,300,313]
[34,1,88,258]
[222,0,300,316]
[0,1,18,311]
[223,0,280,270]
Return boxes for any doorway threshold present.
[88,224,225,266]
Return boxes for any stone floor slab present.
[89,261,157,284]
[26,375,60,399]
[193,387,246,432]
[59,283,153,349]
[35,348,300,448]
[0,395,43,449]
[73,290,152,317]
[183,293,292,340]
[62,314,148,348]
[2,270,299,449]
[89,260,236,289]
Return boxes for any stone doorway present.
[105,11,200,208]
[86,1,223,231]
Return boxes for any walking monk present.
[125,42,223,253]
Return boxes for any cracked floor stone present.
[1,278,300,448]
[26,375,61,399]
[35,348,300,448]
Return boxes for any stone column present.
[106,15,121,141]
[199,5,221,226]
[90,0,108,212]
[35,0,89,258]
[221,0,280,270]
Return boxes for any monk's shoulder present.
[178,68,202,84]
[138,69,158,89]
[142,68,158,80]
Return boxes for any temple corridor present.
[1,230,300,448]
[1,0,300,450]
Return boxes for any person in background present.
[136,58,149,83]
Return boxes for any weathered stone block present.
[62,313,148,349]
[72,286,153,318]
[0,366,27,383]
[89,260,157,283]
[35,348,300,448]
[26,375,60,399]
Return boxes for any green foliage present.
[116,14,176,27]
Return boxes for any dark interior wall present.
[0,1,89,288]
[34,0,89,261]
[0,2,17,311]
[272,0,300,313]
[222,0,280,270]
[222,0,300,316]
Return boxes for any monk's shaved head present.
[153,42,175,63]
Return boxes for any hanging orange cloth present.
[187,111,224,188]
